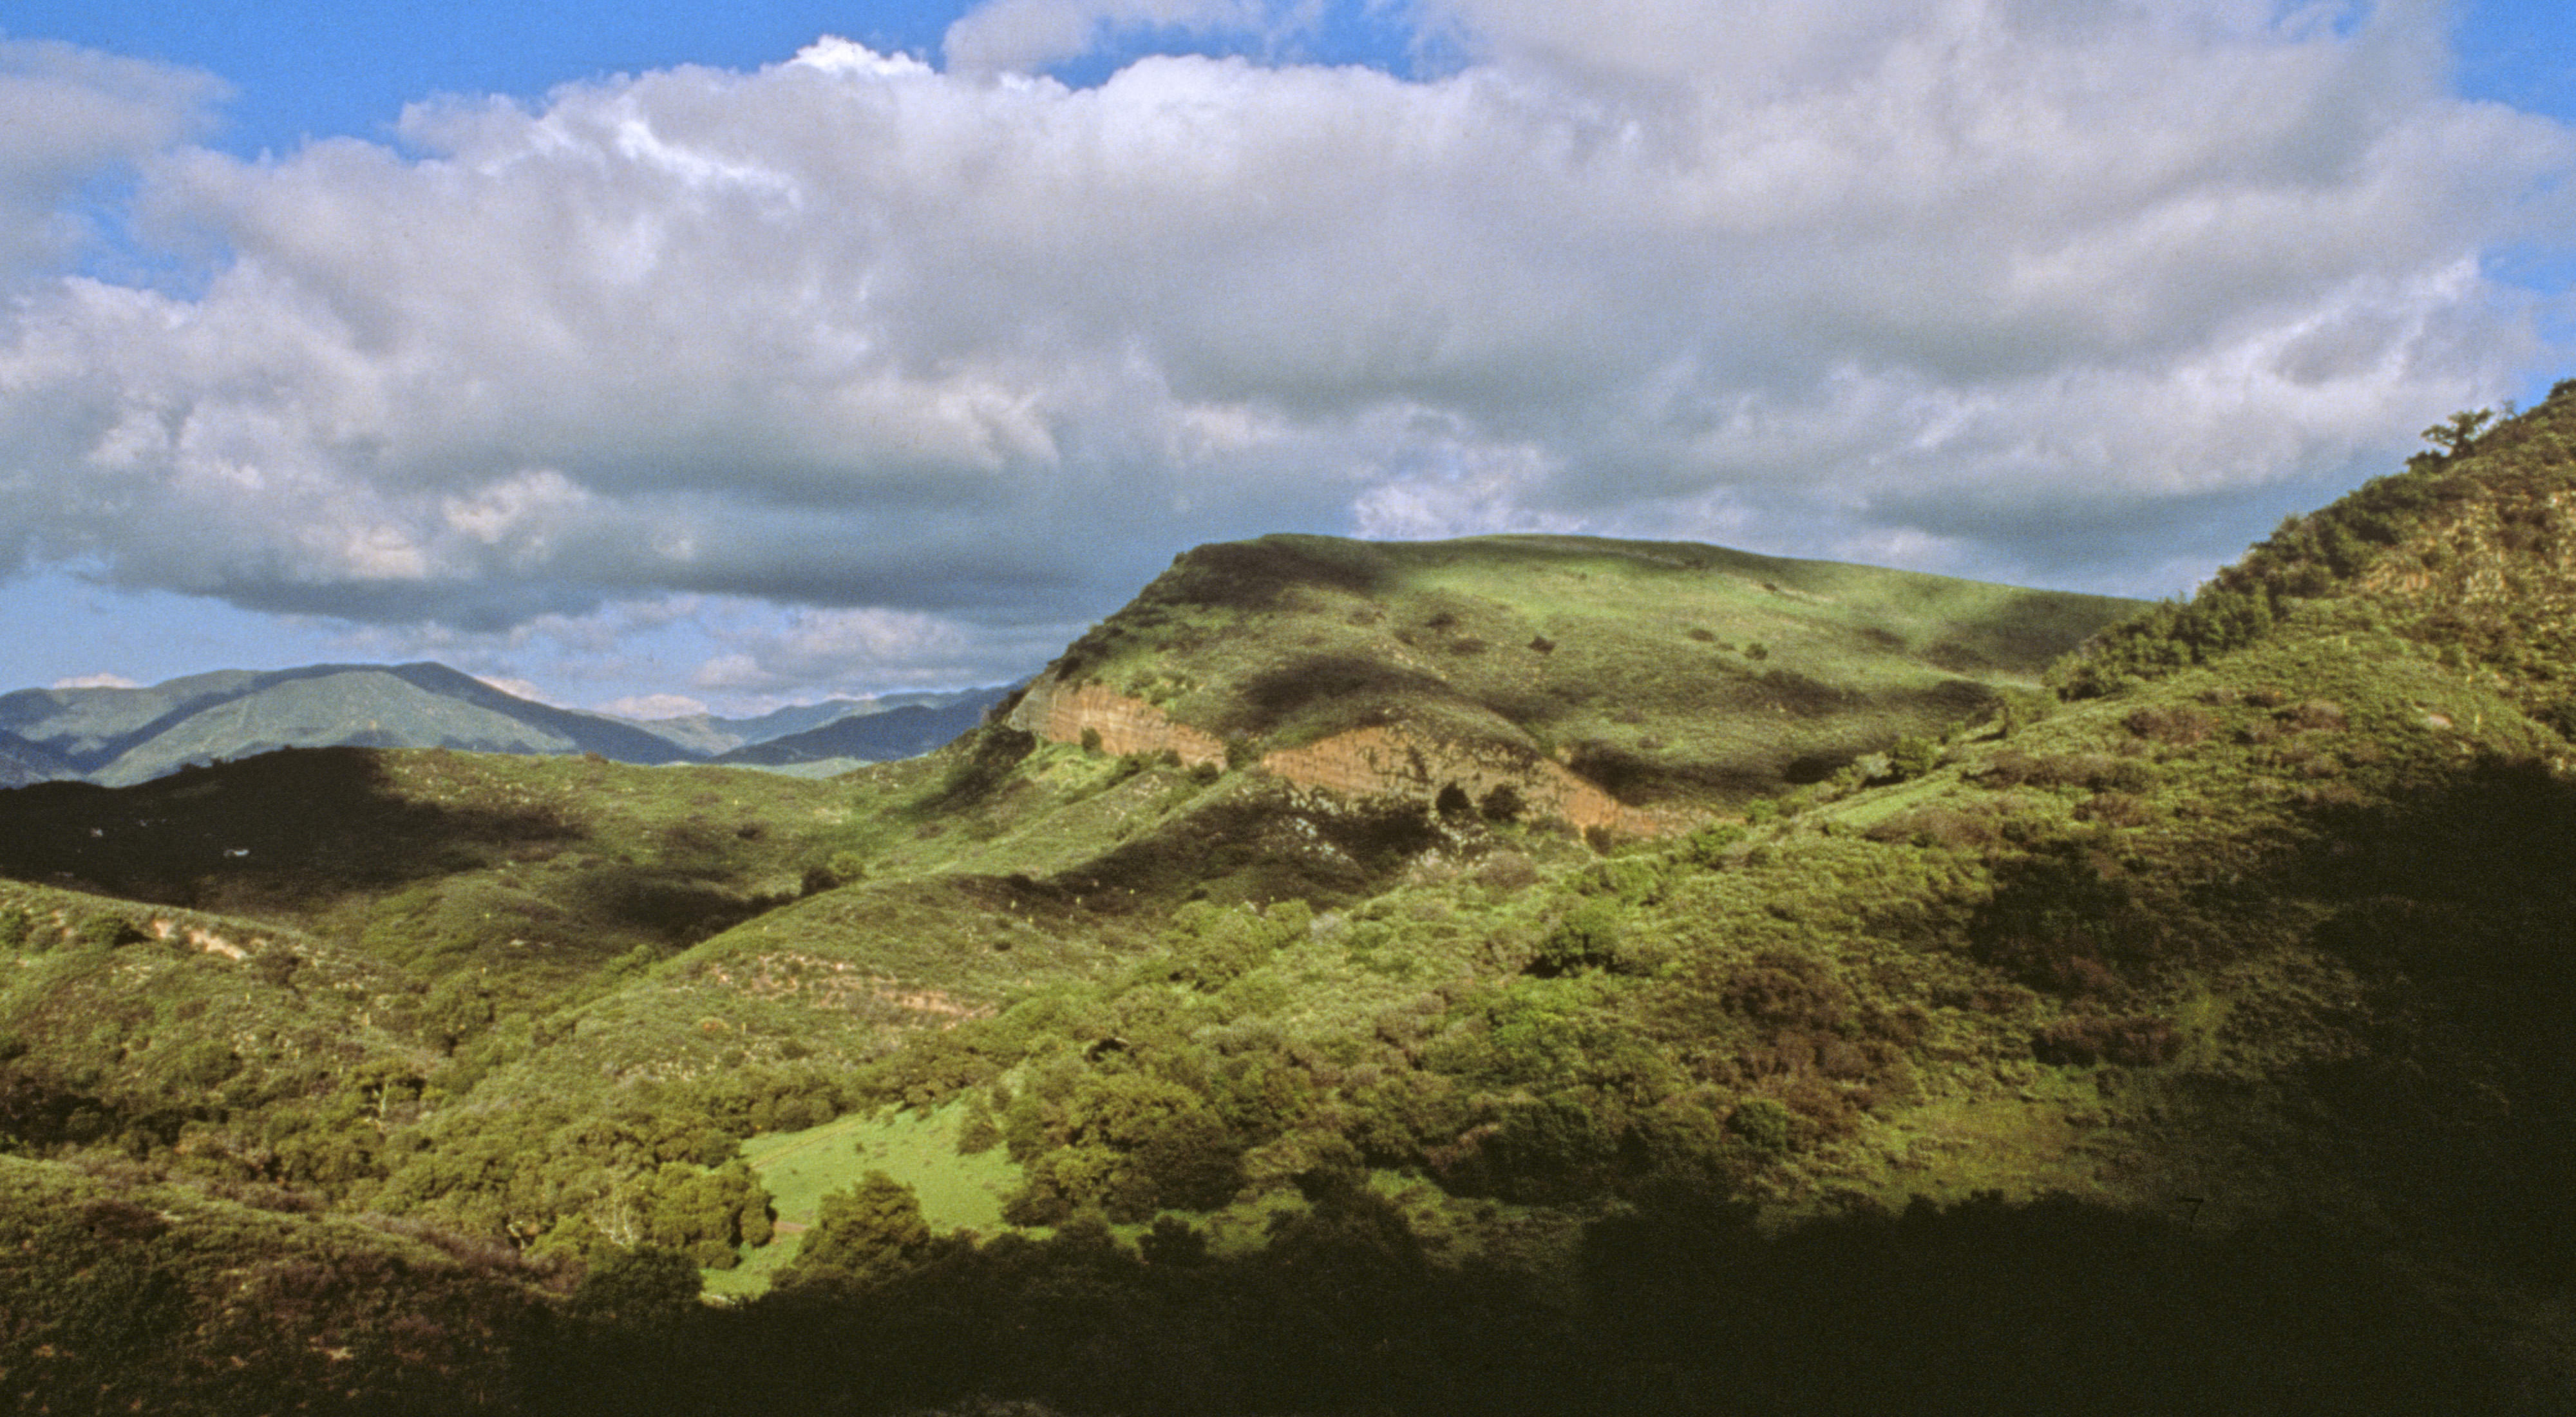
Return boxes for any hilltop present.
[8,391,2576,1413]
[1005,534,2131,829]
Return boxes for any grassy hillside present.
[1029,534,2136,807]
[88,670,589,786]
[7,397,2576,1412]
[1,661,719,789]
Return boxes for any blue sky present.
[1,1,2570,715]
[1,1,1457,161]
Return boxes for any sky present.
[0,1,2570,719]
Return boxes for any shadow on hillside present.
[516,1187,2537,1417]
[1922,587,2143,672]
[2284,752,2576,1277]
[1149,537,1392,611]
[0,746,575,914]
[1051,783,1446,909]
[1989,745,2576,1281]
[1221,654,1466,737]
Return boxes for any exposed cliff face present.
[1006,678,1226,768]
[1008,673,1690,837]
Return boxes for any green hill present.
[8,392,2576,1412]
[1012,533,2135,814]
[0,666,1023,786]
[710,689,1010,766]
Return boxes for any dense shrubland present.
[10,397,2576,1409]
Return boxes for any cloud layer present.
[1,2,2570,698]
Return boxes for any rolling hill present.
[7,387,2576,1413]
[1005,533,2133,823]
[708,689,1012,767]
[0,664,1010,788]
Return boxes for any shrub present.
[1994,687,2057,737]
[73,915,146,951]
[1477,1093,1619,1202]
[2123,705,2213,745]
[1888,736,1942,780]
[1680,821,1747,866]
[2280,698,2349,732]
[2074,792,2154,828]
[1473,851,1540,893]
[1723,955,1852,1031]
[800,850,871,895]
[1862,805,1998,851]
[1727,1098,1792,1152]
[1528,902,1626,977]
[568,1246,703,1326]
[2032,1014,2178,1067]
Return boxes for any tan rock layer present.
[1012,675,1687,838]
[1258,726,1688,838]
[1009,678,1228,767]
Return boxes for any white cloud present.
[943,0,1282,75]
[598,692,710,720]
[472,674,559,705]
[692,605,1050,693]
[0,3,2570,701]
[51,671,140,689]
[0,39,224,278]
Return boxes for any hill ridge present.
[13,403,2576,1411]
[1005,530,2138,829]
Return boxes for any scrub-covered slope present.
[8,393,2576,1414]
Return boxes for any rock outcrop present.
[1006,679,1226,768]
[1258,726,1689,837]
[1008,674,1689,837]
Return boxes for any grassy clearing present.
[708,1103,1023,1296]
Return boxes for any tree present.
[1888,736,1941,781]
[568,1246,702,1326]
[773,1170,931,1291]
[2421,408,2494,459]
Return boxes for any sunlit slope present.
[0,746,883,989]
[0,661,706,787]
[1020,533,2139,808]
[6,394,2576,1411]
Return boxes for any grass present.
[705,1102,1024,1297]
[1040,532,2140,811]
[9,465,2576,1407]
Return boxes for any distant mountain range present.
[0,662,1012,787]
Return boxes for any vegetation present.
[10,391,2576,1410]
[1041,531,2136,809]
